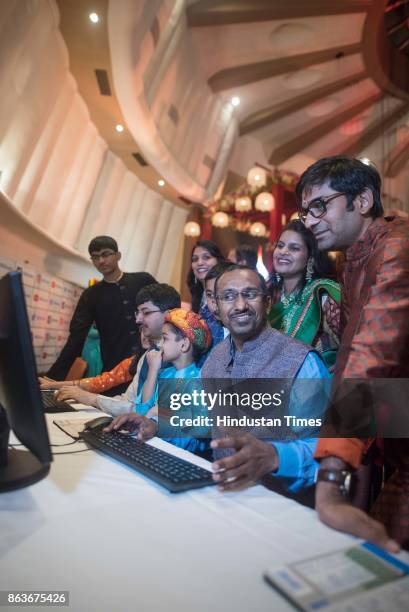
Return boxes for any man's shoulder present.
[374,218,409,265]
[201,338,230,375]
[261,326,311,354]
[78,283,99,300]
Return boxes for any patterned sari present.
[268,278,341,369]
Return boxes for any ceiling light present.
[158,179,165,187]
[231,96,240,107]
[184,222,201,238]
[115,124,124,133]
[89,13,99,24]
[211,212,229,228]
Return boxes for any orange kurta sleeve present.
[315,438,364,469]
[80,357,133,393]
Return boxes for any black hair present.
[88,235,118,255]
[135,283,180,312]
[204,261,232,283]
[295,156,384,219]
[187,240,226,313]
[234,244,258,270]
[163,321,206,364]
[270,220,337,302]
[214,264,268,303]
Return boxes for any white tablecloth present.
[1,410,357,612]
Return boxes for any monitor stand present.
[0,407,50,493]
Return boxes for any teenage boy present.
[47,235,156,388]
[201,262,231,349]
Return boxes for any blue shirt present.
[136,361,209,455]
[273,351,330,492]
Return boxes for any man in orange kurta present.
[296,156,409,552]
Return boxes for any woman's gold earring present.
[306,258,314,281]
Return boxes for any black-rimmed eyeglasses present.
[298,192,347,223]
[90,250,117,263]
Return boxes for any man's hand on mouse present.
[104,413,158,441]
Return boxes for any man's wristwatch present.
[316,468,353,495]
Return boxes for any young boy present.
[201,262,231,351]
[106,309,212,455]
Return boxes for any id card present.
[264,543,409,611]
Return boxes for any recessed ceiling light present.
[231,96,240,107]
[158,179,165,187]
[115,124,124,133]
[89,12,99,24]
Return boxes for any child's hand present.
[146,349,163,371]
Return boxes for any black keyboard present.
[80,429,215,493]
[41,390,76,413]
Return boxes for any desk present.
[1,410,356,611]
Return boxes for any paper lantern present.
[247,167,267,187]
[235,196,252,212]
[183,221,201,237]
[250,222,267,237]
[255,192,275,212]
[211,212,229,228]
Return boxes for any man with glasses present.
[56,283,181,415]
[201,264,330,496]
[296,156,409,551]
[47,236,156,393]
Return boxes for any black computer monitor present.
[0,271,52,492]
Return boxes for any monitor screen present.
[0,271,52,492]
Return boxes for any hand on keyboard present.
[56,386,98,407]
[104,413,158,441]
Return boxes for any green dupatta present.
[268,278,341,368]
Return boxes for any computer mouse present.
[84,415,114,431]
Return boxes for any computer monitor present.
[0,270,52,492]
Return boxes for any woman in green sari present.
[268,220,341,370]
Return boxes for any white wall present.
[0,0,187,287]
[108,0,238,202]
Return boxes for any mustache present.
[229,307,255,319]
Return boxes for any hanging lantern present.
[250,222,267,237]
[235,196,252,212]
[211,211,229,228]
[247,166,267,187]
[281,213,287,226]
[255,191,275,212]
[183,221,201,237]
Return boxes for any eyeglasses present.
[135,309,161,319]
[90,250,117,263]
[298,192,346,223]
[216,289,265,303]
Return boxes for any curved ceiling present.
[57,0,409,212]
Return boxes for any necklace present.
[281,288,299,308]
